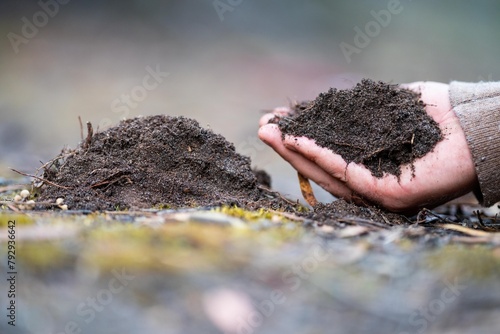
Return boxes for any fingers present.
[258,84,455,212]
[282,135,398,204]
[258,106,290,127]
[258,124,355,200]
[283,136,354,182]
[259,113,277,127]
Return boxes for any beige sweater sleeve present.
[449,81,500,207]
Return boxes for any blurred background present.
[2,3,500,334]
[1,0,499,201]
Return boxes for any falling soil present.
[275,79,443,178]
[37,115,296,211]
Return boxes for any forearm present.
[449,81,500,206]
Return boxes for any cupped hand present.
[258,82,478,213]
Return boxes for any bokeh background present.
[1,0,499,201]
[2,3,500,334]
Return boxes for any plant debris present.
[297,172,318,206]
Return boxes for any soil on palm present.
[274,79,443,178]
[37,115,295,211]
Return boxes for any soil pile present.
[275,79,443,177]
[37,115,287,211]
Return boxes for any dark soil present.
[274,79,443,178]
[307,200,408,228]
[37,115,296,211]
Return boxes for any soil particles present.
[275,79,443,178]
[307,200,408,228]
[37,115,293,211]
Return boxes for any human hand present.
[258,82,477,213]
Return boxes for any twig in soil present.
[83,121,93,150]
[297,172,318,206]
[437,223,497,238]
[5,203,20,212]
[257,185,300,208]
[290,100,315,114]
[415,208,455,225]
[78,116,84,142]
[10,168,72,190]
[34,150,76,182]
[337,216,389,229]
[474,210,485,227]
[377,210,393,226]
[268,210,307,222]
[331,140,366,151]
[418,208,499,233]
[90,171,132,190]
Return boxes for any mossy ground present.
[1,203,500,334]
[6,208,306,274]
[427,244,500,280]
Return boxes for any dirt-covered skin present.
[37,115,290,211]
[275,79,443,178]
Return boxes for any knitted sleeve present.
[449,81,500,207]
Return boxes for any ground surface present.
[1,178,500,334]
[1,105,499,334]
[275,79,443,177]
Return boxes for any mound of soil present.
[37,115,290,211]
[275,79,443,178]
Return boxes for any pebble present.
[20,189,30,199]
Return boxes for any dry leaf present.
[297,172,318,206]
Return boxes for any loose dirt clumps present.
[275,79,443,178]
[37,115,291,211]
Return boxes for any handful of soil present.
[37,115,283,211]
[275,79,443,178]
